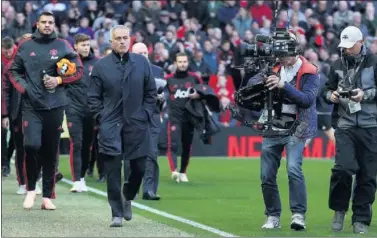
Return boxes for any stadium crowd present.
[2,0,377,128]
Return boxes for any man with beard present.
[66,33,98,192]
[324,26,377,234]
[8,11,83,210]
[165,52,203,183]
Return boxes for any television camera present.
[228,27,303,137]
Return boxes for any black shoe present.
[97,176,106,183]
[142,191,161,201]
[123,200,132,221]
[353,222,368,234]
[55,172,63,183]
[110,217,123,227]
[331,211,346,232]
[87,169,93,177]
[2,166,10,177]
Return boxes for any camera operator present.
[323,26,377,234]
[255,32,319,231]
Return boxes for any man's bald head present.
[132,42,148,59]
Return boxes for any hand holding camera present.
[332,88,363,103]
[350,88,364,102]
[265,75,284,90]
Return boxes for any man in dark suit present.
[132,42,164,201]
[88,25,157,227]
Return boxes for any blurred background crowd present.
[2,0,377,128]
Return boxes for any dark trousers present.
[329,128,377,226]
[88,128,105,178]
[66,112,95,181]
[22,107,64,198]
[102,153,146,218]
[142,114,160,194]
[166,119,194,173]
[7,126,15,160]
[11,115,26,185]
[1,127,9,169]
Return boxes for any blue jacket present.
[88,52,157,159]
[273,56,319,139]
[249,56,319,139]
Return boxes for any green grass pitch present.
[58,156,377,237]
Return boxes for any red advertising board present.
[189,127,335,159]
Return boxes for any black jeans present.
[11,115,25,185]
[66,112,95,181]
[329,128,377,225]
[22,107,64,198]
[1,127,9,169]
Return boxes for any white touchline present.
[61,178,238,237]
[9,158,236,237]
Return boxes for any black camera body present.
[338,89,357,98]
[240,28,300,59]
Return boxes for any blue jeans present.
[260,136,307,217]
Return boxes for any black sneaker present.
[331,211,346,232]
[2,166,10,177]
[353,222,368,234]
[55,172,63,183]
[87,169,93,177]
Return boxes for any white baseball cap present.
[338,26,363,48]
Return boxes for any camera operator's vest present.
[272,56,318,119]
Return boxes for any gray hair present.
[110,25,130,40]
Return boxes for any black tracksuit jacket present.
[8,30,83,110]
[165,70,204,122]
[65,51,98,115]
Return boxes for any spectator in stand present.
[189,49,211,84]
[23,2,38,29]
[232,6,252,39]
[249,0,272,27]
[81,0,99,27]
[351,11,369,37]
[94,14,113,44]
[10,12,31,42]
[92,6,118,31]
[333,1,353,29]
[259,18,272,36]
[77,16,94,39]
[288,1,306,23]
[308,24,326,51]
[324,29,340,55]
[59,21,75,46]
[315,1,329,24]
[184,0,209,27]
[363,3,377,37]
[203,40,218,74]
[217,1,239,27]
[145,21,160,45]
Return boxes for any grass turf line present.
[58,155,377,237]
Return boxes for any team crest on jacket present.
[50,49,58,59]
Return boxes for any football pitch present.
[54,155,376,237]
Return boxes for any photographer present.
[255,32,319,230]
[323,26,377,234]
